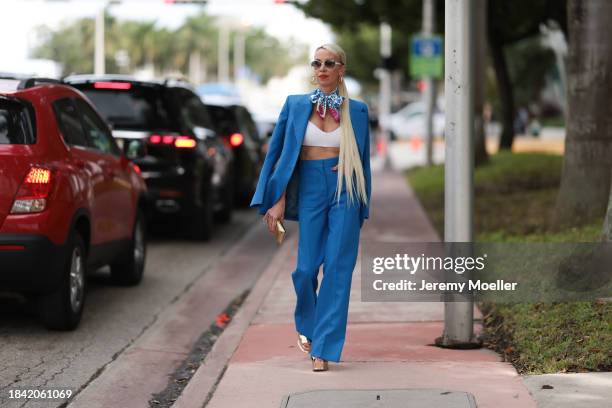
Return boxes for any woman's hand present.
[264,195,285,234]
[331,165,338,172]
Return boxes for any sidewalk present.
[172,159,537,408]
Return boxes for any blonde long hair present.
[315,43,368,207]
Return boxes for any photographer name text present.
[372,279,517,292]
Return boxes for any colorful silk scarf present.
[309,87,344,122]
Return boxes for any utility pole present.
[189,51,202,84]
[94,0,121,76]
[436,0,479,348]
[379,21,392,170]
[233,30,245,82]
[95,6,105,75]
[422,0,436,166]
[218,24,230,83]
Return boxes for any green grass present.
[406,151,611,374]
[407,151,566,238]
[480,301,611,373]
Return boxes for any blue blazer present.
[249,93,371,227]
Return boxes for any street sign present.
[410,35,443,79]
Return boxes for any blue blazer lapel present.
[293,95,312,145]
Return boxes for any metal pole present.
[189,51,202,85]
[233,31,245,83]
[95,6,105,75]
[438,0,478,347]
[218,25,230,83]
[423,0,436,166]
[379,22,392,170]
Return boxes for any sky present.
[0,0,334,73]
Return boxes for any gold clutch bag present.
[275,219,286,244]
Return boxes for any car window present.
[175,88,214,130]
[206,105,238,136]
[407,111,423,118]
[78,85,179,131]
[75,99,120,156]
[53,98,88,147]
[0,97,36,144]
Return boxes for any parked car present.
[0,77,148,330]
[64,75,235,237]
[202,102,263,206]
[197,82,243,106]
[389,101,445,141]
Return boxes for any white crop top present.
[302,121,341,148]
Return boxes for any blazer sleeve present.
[361,105,372,225]
[249,96,291,210]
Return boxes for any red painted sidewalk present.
[173,162,536,408]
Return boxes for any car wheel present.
[38,230,86,331]
[110,208,147,286]
[186,181,214,241]
[216,179,234,223]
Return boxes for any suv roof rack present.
[17,77,62,90]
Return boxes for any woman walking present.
[249,43,371,372]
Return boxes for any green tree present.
[553,0,612,229]
[33,18,95,74]
[487,0,567,151]
[297,0,566,152]
[173,13,218,74]
[31,12,305,84]
[240,27,308,83]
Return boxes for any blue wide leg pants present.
[291,156,361,363]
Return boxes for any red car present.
[0,78,148,330]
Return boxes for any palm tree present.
[553,0,612,229]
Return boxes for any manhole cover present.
[281,389,477,408]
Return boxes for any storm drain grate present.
[280,389,478,408]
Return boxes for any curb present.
[172,233,297,408]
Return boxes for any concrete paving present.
[173,161,537,408]
[281,389,477,408]
[523,372,612,408]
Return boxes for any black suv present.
[64,75,234,240]
[203,103,263,206]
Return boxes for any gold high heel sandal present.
[297,334,311,353]
[311,356,328,371]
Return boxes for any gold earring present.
[311,75,317,85]
[339,76,344,84]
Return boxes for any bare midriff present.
[299,145,340,160]
[300,109,341,160]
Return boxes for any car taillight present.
[94,81,132,90]
[11,167,53,214]
[230,133,244,147]
[148,134,197,149]
[174,136,197,149]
